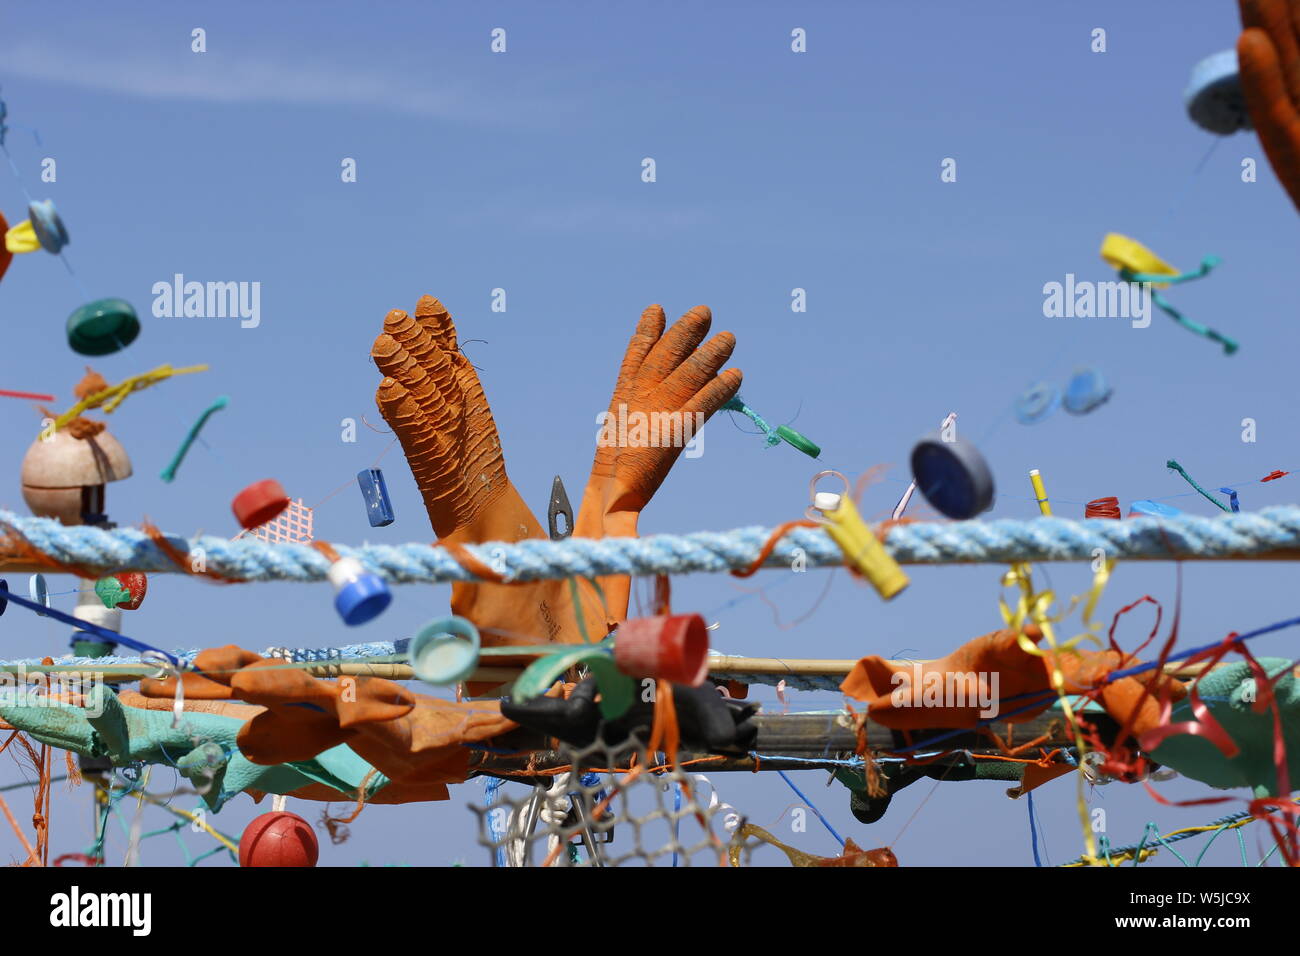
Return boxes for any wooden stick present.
[0,655,1243,685]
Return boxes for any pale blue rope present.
[5,507,1300,584]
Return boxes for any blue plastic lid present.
[28,199,69,254]
[1185,50,1250,135]
[1128,499,1183,519]
[408,616,481,685]
[333,573,392,626]
[910,431,996,520]
[1014,381,1059,425]
[1063,367,1112,415]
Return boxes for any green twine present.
[161,396,229,482]
[722,396,820,458]
[1166,459,1232,512]
[1121,258,1238,355]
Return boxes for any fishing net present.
[472,734,738,867]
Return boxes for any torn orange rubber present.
[841,624,1187,738]
[141,645,522,799]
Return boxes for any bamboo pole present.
[0,655,1240,685]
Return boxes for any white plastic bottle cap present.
[813,491,842,512]
[327,556,365,590]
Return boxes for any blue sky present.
[1,0,1298,867]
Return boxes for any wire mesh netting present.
[472,735,743,867]
[236,498,314,544]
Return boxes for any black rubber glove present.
[501,678,758,752]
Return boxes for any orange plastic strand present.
[731,520,818,578]
[142,521,243,582]
[311,540,342,564]
[648,679,681,768]
[442,541,507,583]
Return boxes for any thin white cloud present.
[0,40,575,126]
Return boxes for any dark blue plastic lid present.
[910,431,995,520]
[0,578,7,617]
[1185,50,1250,135]
[1063,367,1112,415]
[334,573,392,626]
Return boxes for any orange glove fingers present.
[682,366,744,421]
[1239,29,1300,208]
[375,379,473,535]
[639,305,714,386]
[374,324,463,431]
[414,294,458,352]
[656,330,738,408]
[611,304,669,405]
[1241,0,1300,101]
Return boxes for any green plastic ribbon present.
[511,638,636,719]
[1121,258,1237,355]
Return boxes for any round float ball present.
[232,479,290,530]
[239,811,319,868]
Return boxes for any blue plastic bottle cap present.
[1128,499,1183,519]
[1063,367,1113,415]
[28,573,48,616]
[1185,50,1251,135]
[910,430,996,520]
[333,573,392,626]
[28,199,69,254]
[1014,381,1060,425]
[408,616,482,685]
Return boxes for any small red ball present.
[239,811,319,868]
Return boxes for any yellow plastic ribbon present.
[997,559,1115,862]
[1099,233,1179,288]
[45,364,208,435]
[4,220,41,254]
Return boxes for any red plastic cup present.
[232,479,290,530]
[613,614,710,686]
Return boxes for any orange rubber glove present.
[1239,0,1300,211]
[371,296,609,677]
[575,304,742,620]
[141,645,519,799]
[841,625,1186,738]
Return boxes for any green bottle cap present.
[67,298,140,356]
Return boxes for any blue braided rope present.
[5,507,1300,584]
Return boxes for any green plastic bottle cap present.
[775,425,820,459]
[67,298,140,356]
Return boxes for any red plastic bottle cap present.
[613,614,710,686]
[232,479,290,530]
[1084,497,1121,519]
[238,811,319,867]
